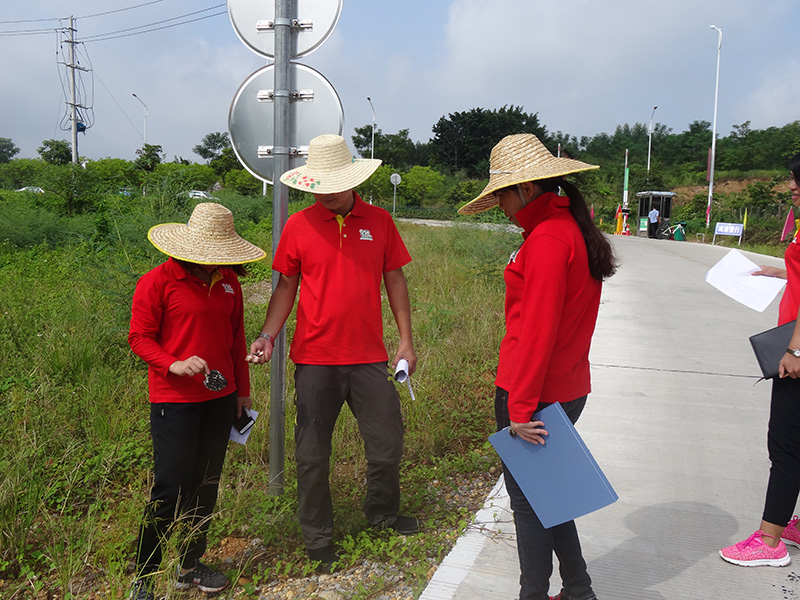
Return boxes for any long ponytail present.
[538,177,617,281]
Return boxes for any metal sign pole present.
[268,0,291,496]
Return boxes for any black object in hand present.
[203,369,228,391]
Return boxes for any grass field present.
[0,203,519,598]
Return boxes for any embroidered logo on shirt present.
[222,283,235,294]
[359,229,373,241]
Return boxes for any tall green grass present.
[0,201,515,597]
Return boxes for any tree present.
[193,132,231,162]
[0,138,20,163]
[38,139,72,165]
[135,143,164,172]
[430,105,548,177]
[352,126,418,169]
[210,147,241,185]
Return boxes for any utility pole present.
[67,16,79,164]
[60,16,89,165]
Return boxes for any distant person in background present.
[648,204,660,238]
[720,152,800,567]
[459,134,617,600]
[127,203,265,600]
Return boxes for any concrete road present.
[420,234,799,600]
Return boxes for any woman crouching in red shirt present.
[127,203,265,600]
[459,134,617,600]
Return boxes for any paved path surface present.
[419,234,800,600]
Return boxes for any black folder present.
[749,320,797,379]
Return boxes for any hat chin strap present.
[516,184,531,208]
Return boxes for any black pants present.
[294,363,404,550]
[648,221,658,238]
[495,388,596,600]
[764,377,800,525]
[135,393,236,579]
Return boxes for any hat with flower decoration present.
[279,134,382,194]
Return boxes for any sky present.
[2,0,799,167]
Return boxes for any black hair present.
[790,152,800,183]
[175,259,249,278]
[535,177,617,281]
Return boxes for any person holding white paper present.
[721,153,800,567]
[459,135,617,600]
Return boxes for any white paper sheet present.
[229,408,259,445]
[705,249,786,312]
[394,359,416,401]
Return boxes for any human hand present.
[392,341,417,376]
[510,418,549,445]
[247,336,274,364]
[779,353,800,379]
[169,356,209,377]
[752,265,786,279]
[236,395,252,418]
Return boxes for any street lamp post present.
[707,25,722,229]
[366,96,375,160]
[647,105,658,176]
[132,93,148,146]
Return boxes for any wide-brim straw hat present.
[458,134,599,215]
[148,202,266,265]
[279,134,382,194]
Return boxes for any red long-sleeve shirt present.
[128,258,250,402]
[779,236,800,325]
[496,192,602,422]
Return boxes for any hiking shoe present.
[379,514,421,535]
[175,561,229,593]
[782,515,800,549]
[308,545,340,574]
[130,579,154,600]
[719,530,791,567]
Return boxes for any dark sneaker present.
[308,545,340,574]
[175,561,229,593]
[130,579,154,600]
[379,514,421,535]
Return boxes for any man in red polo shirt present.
[248,134,418,573]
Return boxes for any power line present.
[76,0,165,21]
[0,3,225,39]
[82,6,226,43]
[0,1,163,24]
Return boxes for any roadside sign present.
[229,63,344,183]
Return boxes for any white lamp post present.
[366,96,375,159]
[647,105,658,176]
[132,93,148,146]
[707,25,722,229]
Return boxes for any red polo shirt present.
[272,193,411,365]
[496,192,602,422]
[129,258,250,402]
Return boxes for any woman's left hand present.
[511,419,549,445]
[237,395,252,418]
[779,354,800,379]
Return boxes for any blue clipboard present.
[489,402,617,528]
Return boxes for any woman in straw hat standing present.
[459,134,616,600]
[127,203,265,600]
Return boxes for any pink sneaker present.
[720,530,790,567]
[782,515,800,549]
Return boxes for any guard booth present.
[636,191,676,237]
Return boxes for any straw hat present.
[458,134,599,215]
[148,202,266,265]
[279,134,382,194]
